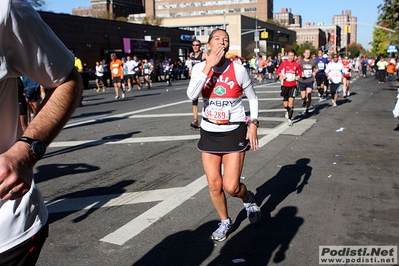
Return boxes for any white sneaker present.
[285,111,289,119]
[288,119,293,126]
[114,95,120,100]
[121,93,125,99]
[211,218,233,242]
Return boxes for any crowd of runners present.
[243,49,399,126]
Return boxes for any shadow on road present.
[208,206,304,265]
[133,159,310,265]
[234,158,311,230]
[44,131,141,158]
[35,163,100,183]
[132,221,216,266]
[46,180,135,224]
[203,159,311,265]
[71,110,115,120]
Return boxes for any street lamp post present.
[254,14,259,56]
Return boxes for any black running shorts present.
[198,123,249,153]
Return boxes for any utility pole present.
[254,14,259,56]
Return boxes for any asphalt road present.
[35,74,399,266]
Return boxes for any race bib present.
[286,73,296,82]
[144,69,150,74]
[318,62,325,70]
[112,68,119,75]
[304,69,313,78]
[204,106,230,125]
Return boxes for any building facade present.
[332,10,357,49]
[161,14,296,59]
[150,0,273,22]
[292,27,326,50]
[73,0,145,18]
[39,12,194,68]
[274,8,302,28]
[73,0,273,22]
[294,22,341,55]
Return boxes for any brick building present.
[39,12,194,68]
[73,0,274,22]
[332,10,357,49]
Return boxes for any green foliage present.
[378,0,399,32]
[292,41,317,56]
[140,16,163,26]
[371,27,389,57]
[115,16,128,22]
[347,43,365,58]
[375,0,399,52]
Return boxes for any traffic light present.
[260,31,268,39]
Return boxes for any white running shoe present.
[121,93,125,99]
[285,111,289,119]
[114,95,120,100]
[211,218,233,242]
[288,119,293,126]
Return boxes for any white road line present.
[98,121,294,245]
[100,177,208,245]
[66,100,191,129]
[50,94,318,245]
[49,135,200,148]
[46,187,183,213]
[47,116,314,245]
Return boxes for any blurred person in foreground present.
[0,0,83,265]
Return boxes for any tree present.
[376,0,399,47]
[347,43,365,58]
[377,0,399,32]
[292,41,317,56]
[140,16,163,26]
[371,27,389,57]
[115,16,128,22]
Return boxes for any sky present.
[43,0,382,49]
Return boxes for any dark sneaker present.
[211,218,233,241]
[190,120,200,129]
[246,191,261,224]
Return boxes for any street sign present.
[387,45,398,53]
[180,35,196,41]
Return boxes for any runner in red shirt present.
[342,56,353,98]
[276,50,303,126]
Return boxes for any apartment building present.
[332,10,357,49]
[73,0,273,21]
[73,0,144,18]
[274,8,302,28]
